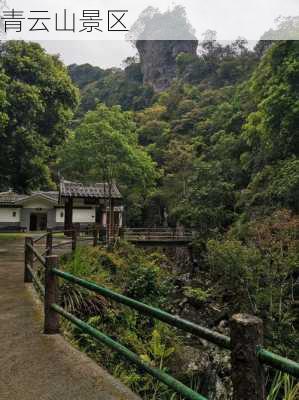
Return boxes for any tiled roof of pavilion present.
[59,180,122,199]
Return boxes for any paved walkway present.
[0,239,140,400]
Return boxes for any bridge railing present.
[24,235,299,400]
[122,227,193,241]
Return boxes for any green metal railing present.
[52,269,299,379]
[52,304,207,400]
[24,232,210,399]
[24,236,299,400]
[257,348,299,379]
[53,269,231,349]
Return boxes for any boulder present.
[136,40,198,92]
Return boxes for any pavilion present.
[59,180,123,233]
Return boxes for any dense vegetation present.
[60,243,233,399]
[0,41,79,192]
[61,39,299,398]
[1,37,299,398]
[60,244,184,398]
[60,241,298,399]
[68,61,154,117]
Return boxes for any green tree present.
[69,64,154,117]
[59,104,159,226]
[0,41,79,192]
[242,41,299,167]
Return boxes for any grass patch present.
[0,232,65,241]
[0,233,28,240]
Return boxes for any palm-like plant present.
[60,282,109,317]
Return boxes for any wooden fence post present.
[44,255,60,334]
[93,227,98,247]
[230,313,265,400]
[72,229,77,251]
[46,229,53,256]
[24,237,33,283]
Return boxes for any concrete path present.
[0,239,140,400]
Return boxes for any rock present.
[136,40,198,92]
[168,345,210,376]
[174,273,191,286]
[168,345,232,400]
[217,320,230,335]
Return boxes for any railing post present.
[93,227,98,247]
[230,313,265,400]
[46,228,53,256]
[44,255,60,334]
[24,237,33,283]
[72,229,77,251]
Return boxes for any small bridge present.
[122,228,193,246]
[1,229,298,400]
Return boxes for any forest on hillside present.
[0,34,298,398]
[65,39,299,398]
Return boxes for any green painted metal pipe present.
[257,347,299,378]
[52,304,207,400]
[52,270,299,379]
[52,268,231,349]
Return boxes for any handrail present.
[51,240,73,250]
[77,237,94,242]
[26,263,45,296]
[123,228,193,242]
[52,268,299,378]
[124,228,192,231]
[26,243,46,267]
[125,236,192,240]
[51,229,75,234]
[24,234,299,400]
[33,232,49,244]
[124,233,193,237]
[52,304,207,400]
[41,248,50,257]
[257,348,299,378]
[52,269,230,349]
[124,230,192,234]
[25,227,97,269]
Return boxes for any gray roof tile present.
[0,191,59,205]
[59,180,122,199]
[0,181,121,205]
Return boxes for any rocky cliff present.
[136,40,198,92]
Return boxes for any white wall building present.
[0,185,123,232]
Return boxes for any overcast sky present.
[39,41,136,69]
[4,0,299,68]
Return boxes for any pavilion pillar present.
[64,197,73,233]
[112,198,115,238]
